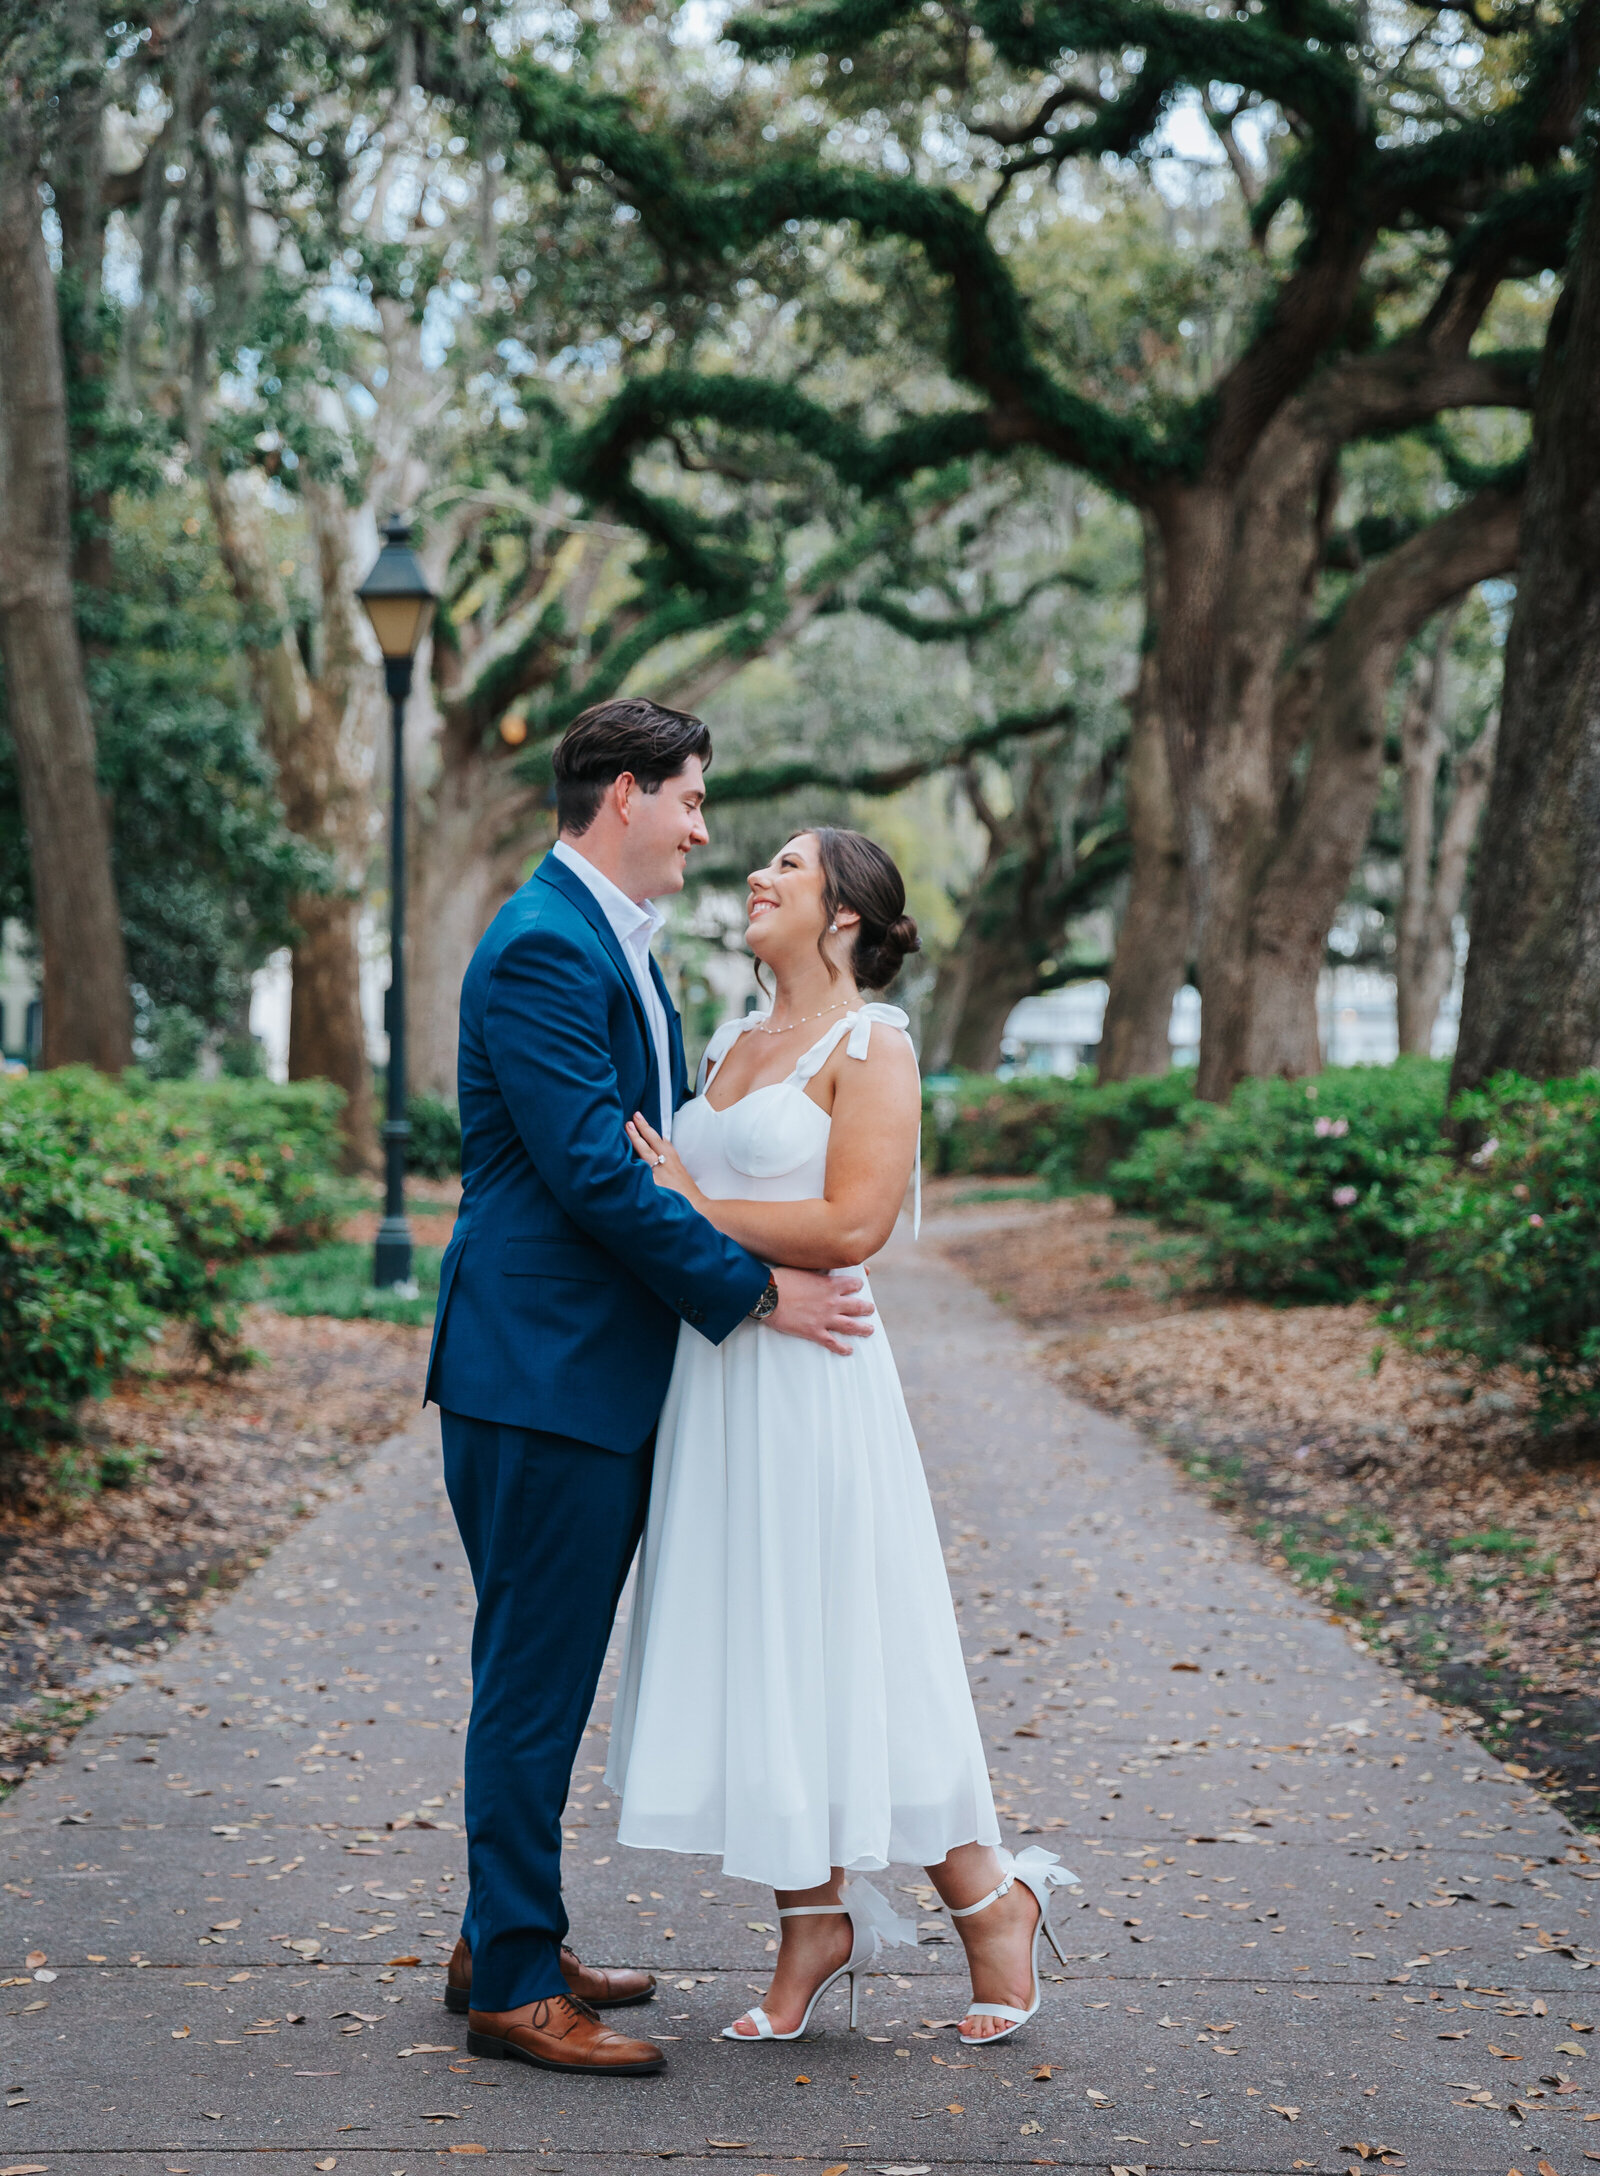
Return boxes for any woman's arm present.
[626,1029,921,1268]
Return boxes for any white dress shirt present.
[550,838,674,1138]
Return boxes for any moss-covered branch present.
[704,699,1076,803]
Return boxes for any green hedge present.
[927,1051,1598,1433]
[1393,1071,1600,1431]
[1104,1059,1451,1302]
[923,1069,1195,1181]
[406,1093,461,1179]
[0,1070,343,1465]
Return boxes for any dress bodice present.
[673,1004,919,1229]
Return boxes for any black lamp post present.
[356,515,437,1292]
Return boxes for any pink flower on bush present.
[1528,1213,1544,1227]
[1313,1116,1349,1138]
[1332,1185,1359,1207]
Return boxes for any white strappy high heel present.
[721,1879,917,2042]
[950,1846,1079,2044]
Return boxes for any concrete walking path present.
[1,1223,1596,2175]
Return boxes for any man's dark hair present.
[551,699,713,836]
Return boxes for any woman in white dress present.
[607,827,1073,2045]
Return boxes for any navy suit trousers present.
[440,1410,653,2011]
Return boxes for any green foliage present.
[925,1065,1194,1179]
[0,1071,344,1468]
[247,1241,443,1329]
[0,1093,172,1458]
[0,492,326,1045]
[924,1071,1086,1176]
[1105,1059,1452,1301]
[145,1076,345,1244]
[1391,1072,1600,1431]
[406,1095,462,1180]
[1039,1072,1201,1186]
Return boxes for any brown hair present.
[552,698,713,834]
[797,826,920,990]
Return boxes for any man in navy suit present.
[425,699,873,2077]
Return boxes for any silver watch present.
[748,1273,780,1321]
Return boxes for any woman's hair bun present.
[801,827,920,990]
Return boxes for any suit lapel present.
[652,954,688,1110]
[534,854,661,1107]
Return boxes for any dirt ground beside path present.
[927,1180,1600,1832]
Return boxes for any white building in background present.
[1001,965,1460,1077]
[0,921,40,1063]
[248,913,391,1085]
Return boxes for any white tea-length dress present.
[606,1004,1000,1891]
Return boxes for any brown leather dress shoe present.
[467,1993,665,2075]
[445,1935,655,2015]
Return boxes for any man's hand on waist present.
[764,1266,875,1355]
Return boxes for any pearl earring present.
[828,922,838,932]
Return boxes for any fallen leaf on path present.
[397,2045,456,2057]
[1269,2105,1301,2120]
[315,2162,337,2172]
[23,1954,44,1969]
[1032,2064,1052,2080]
[171,2027,189,2039]
[1019,2121,1042,2136]
[386,1954,421,1966]
[0,2164,49,2175]
[794,2075,810,2086]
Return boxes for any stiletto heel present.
[950,1846,1080,2045]
[721,1881,915,2042]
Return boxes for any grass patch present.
[1447,1528,1537,1557]
[950,1182,1051,1205]
[247,1240,443,1327]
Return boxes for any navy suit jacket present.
[424,852,770,1452]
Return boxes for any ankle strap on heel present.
[949,1868,1016,1920]
[777,1902,847,1919]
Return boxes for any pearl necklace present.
[747,1000,856,1037]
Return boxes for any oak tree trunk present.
[0,117,132,1072]
[922,737,1118,1073]
[205,467,379,1167]
[1098,528,1189,1081]
[1395,611,1496,1055]
[409,744,547,1100]
[1451,182,1600,1093]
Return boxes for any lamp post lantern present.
[356,515,436,1292]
